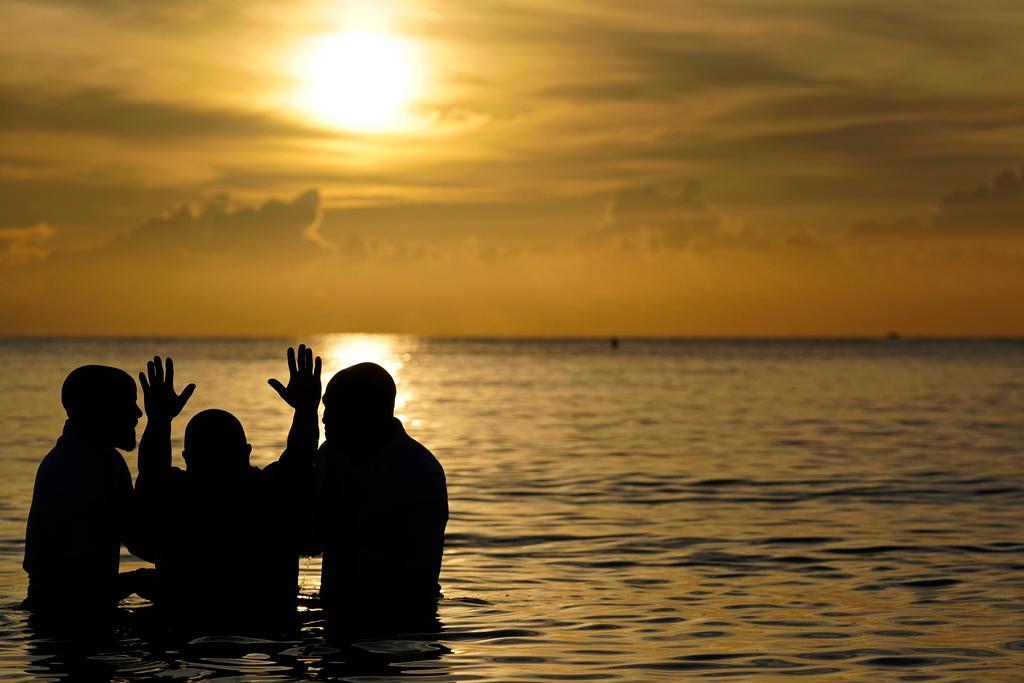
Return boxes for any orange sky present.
[1,1,1023,336]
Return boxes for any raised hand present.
[268,344,322,413]
[139,356,196,423]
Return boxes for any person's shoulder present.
[36,441,64,470]
[108,448,132,474]
[141,466,187,495]
[251,463,290,492]
[249,462,274,480]
[405,432,443,469]
[35,432,83,477]
[390,430,446,488]
[166,466,188,481]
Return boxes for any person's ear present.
[182,449,193,469]
[243,443,253,464]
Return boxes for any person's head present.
[62,365,142,450]
[183,409,252,481]
[322,362,396,450]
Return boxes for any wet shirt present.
[137,462,309,620]
[23,421,135,611]
[314,419,448,610]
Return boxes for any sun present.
[298,31,419,132]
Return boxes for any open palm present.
[139,356,196,422]
[268,344,322,412]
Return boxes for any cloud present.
[820,2,1022,58]
[0,84,319,141]
[0,223,54,265]
[4,0,1024,232]
[930,166,1024,235]
[98,189,324,261]
[30,1,229,23]
[542,44,817,103]
[587,179,759,252]
[785,230,831,251]
[0,188,326,273]
[587,166,1024,262]
[712,89,1018,129]
[849,166,1024,242]
[0,172,1020,336]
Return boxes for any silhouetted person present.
[314,362,448,633]
[135,348,320,631]
[23,365,149,623]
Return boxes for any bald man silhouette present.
[314,362,448,633]
[135,348,319,630]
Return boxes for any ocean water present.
[0,335,1022,682]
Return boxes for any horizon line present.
[2,333,1024,342]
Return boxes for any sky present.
[1,0,1023,336]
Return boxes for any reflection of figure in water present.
[135,347,320,630]
[22,365,149,623]
[314,362,448,633]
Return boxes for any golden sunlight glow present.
[319,334,410,426]
[298,31,419,132]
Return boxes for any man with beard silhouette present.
[23,365,155,621]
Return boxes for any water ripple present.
[0,337,1023,681]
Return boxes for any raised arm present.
[138,356,196,478]
[132,356,195,562]
[268,344,322,469]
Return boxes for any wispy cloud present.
[0,85,320,141]
[0,223,54,265]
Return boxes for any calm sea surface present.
[0,336,1022,681]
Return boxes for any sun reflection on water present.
[317,334,413,426]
